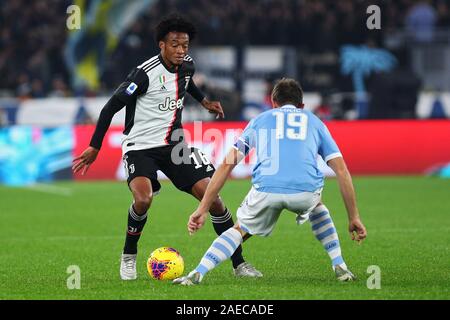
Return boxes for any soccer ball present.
[147,247,184,280]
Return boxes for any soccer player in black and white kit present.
[72,14,262,280]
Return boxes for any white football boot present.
[334,265,357,281]
[120,253,137,280]
[173,271,203,286]
[233,262,263,278]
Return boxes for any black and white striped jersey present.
[90,53,205,155]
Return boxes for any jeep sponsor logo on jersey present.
[158,97,184,111]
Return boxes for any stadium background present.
[0,0,449,300]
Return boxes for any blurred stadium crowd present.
[0,1,71,98]
[0,0,449,119]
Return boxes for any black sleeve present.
[89,67,149,150]
[89,95,124,150]
[187,78,205,103]
[113,67,149,105]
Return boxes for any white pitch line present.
[24,183,73,197]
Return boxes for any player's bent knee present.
[133,193,152,214]
[210,196,226,216]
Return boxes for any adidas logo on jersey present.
[158,97,184,111]
[206,165,213,172]
[160,85,167,91]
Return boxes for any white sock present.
[194,228,243,278]
[310,205,347,270]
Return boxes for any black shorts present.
[122,143,215,194]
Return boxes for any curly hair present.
[155,13,197,43]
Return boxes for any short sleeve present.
[318,122,342,162]
[233,119,256,156]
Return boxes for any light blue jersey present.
[234,105,342,193]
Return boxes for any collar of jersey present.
[281,104,297,109]
[158,54,178,74]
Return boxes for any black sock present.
[211,208,245,268]
[123,204,148,255]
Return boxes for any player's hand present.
[72,146,99,175]
[201,99,225,119]
[348,218,367,244]
[187,210,208,235]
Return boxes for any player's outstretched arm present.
[72,95,124,175]
[327,157,367,243]
[188,149,244,234]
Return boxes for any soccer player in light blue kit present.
[174,78,367,285]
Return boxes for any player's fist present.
[348,218,367,243]
[72,146,99,175]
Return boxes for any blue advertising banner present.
[0,126,74,186]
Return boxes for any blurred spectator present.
[16,73,32,100]
[239,77,274,120]
[0,0,71,95]
[314,95,333,121]
[405,0,438,42]
[31,79,45,98]
[0,0,449,98]
[48,77,70,98]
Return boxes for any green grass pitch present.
[0,176,449,300]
